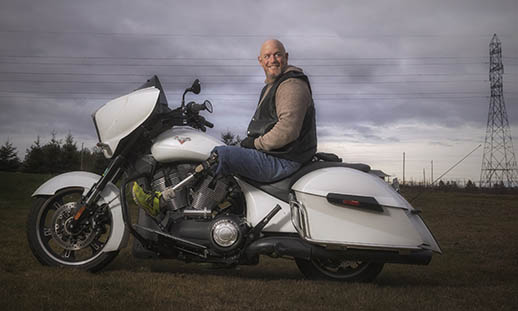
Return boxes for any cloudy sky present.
[1,0,517,184]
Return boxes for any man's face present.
[258,41,288,82]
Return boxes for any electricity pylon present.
[480,34,518,188]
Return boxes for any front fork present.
[69,154,126,230]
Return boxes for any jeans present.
[212,146,301,183]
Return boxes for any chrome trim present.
[211,219,239,247]
[182,208,211,218]
[289,193,302,235]
[96,142,113,157]
[289,193,311,239]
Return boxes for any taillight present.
[326,193,383,212]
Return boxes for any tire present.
[295,257,384,282]
[27,187,119,272]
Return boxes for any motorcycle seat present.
[240,157,371,203]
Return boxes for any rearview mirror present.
[203,100,213,113]
[189,79,201,94]
[182,79,201,107]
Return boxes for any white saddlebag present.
[290,167,441,253]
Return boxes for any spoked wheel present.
[295,257,384,282]
[27,187,118,272]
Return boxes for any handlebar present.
[190,115,213,132]
[157,100,213,133]
[186,102,206,113]
[183,100,214,131]
[204,120,214,128]
[186,100,213,114]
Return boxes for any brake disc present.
[51,202,96,250]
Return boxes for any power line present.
[0,71,509,77]
[0,29,339,38]
[1,92,500,102]
[0,90,490,96]
[0,55,496,61]
[2,29,511,38]
[0,94,490,102]
[0,78,488,85]
[0,60,490,67]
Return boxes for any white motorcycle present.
[27,76,441,282]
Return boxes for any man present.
[212,39,317,183]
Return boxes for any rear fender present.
[32,171,129,252]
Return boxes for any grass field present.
[1,171,517,310]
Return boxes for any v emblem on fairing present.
[174,136,191,144]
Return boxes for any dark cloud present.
[0,0,517,173]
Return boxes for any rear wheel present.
[295,257,384,282]
[27,188,118,272]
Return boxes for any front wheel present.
[27,188,118,272]
[295,257,384,282]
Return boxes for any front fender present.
[32,171,129,252]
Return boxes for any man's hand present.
[240,137,256,149]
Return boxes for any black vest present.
[247,70,317,163]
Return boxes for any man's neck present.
[264,65,291,84]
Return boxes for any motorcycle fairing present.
[92,87,160,158]
[32,171,129,252]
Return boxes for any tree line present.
[0,130,241,175]
[0,133,108,175]
[7,131,512,191]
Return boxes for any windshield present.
[136,75,169,113]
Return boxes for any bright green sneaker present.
[132,182,162,217]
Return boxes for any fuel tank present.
[151,128,223,162]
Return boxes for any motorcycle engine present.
[134,163,247,257]
[150,164,193,211]
[185,175,229,218]
[150,164,233,219]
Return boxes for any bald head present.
[258,39,289,82]
[260,39,286,56]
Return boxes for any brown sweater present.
[253,66,312,151]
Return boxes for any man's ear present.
[285,52,289,62]
[258,56,262,64]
